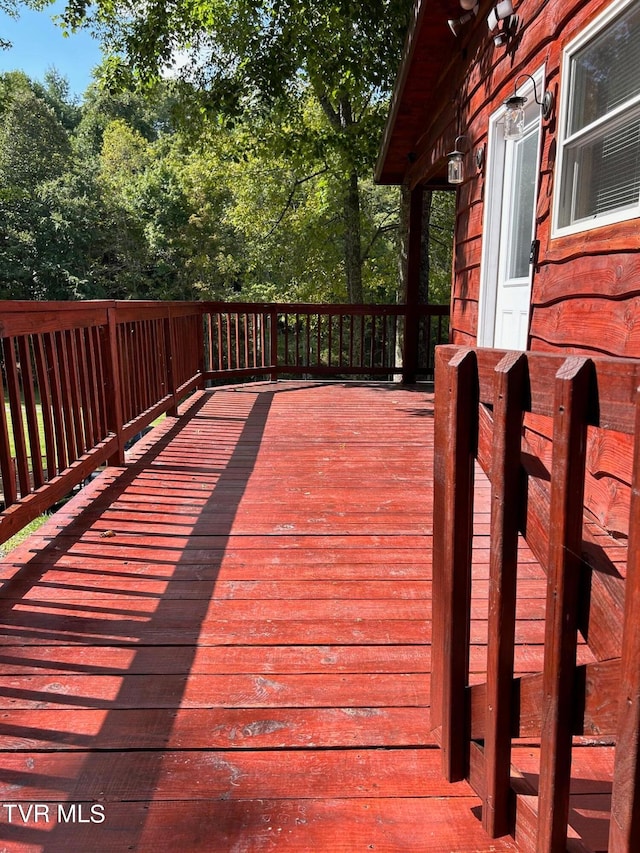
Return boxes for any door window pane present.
[508,129,538,279]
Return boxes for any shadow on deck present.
[0,382,521,851]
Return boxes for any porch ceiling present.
[375,0,461,186]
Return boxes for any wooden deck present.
[0,381,545,851]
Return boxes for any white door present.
[479,72,543,350]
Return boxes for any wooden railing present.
[201,302,448,380]
[432,345,640,852]
[0,299,448,545]
[0,301,204,545]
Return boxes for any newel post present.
[102,305,125,466]
[609,386,640,850]
[432,346,478,781]
[537,357,592,852]
[402,184,423,384]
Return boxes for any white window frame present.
[552,0,640,237]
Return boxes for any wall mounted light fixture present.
[448,3,478,37]
[487,0,518,46]
[447,136,469,184]
[503,74,554,139]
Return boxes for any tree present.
[0,73,111,299]
[0,88,71,188]
[45,0,413,302]
[0,0,20,48]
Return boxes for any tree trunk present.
[397,184,411,302]
[344,169,363,303]
[397,186,432,303]
[311,87,364,303]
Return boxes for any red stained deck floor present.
[0,382,544,851]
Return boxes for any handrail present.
[0,299,449,545]
[432,344,640,851]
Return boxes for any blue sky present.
[0,1,103,98]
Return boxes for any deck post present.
[537,357,592,852]
[432,346,477,781]
[609,387,640,850]
[402,184,423,384]
[483,351,527,838]
[102,306,125,466]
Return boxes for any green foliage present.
[0,0,454,308]
[0,88,71,187]
[428,191,456,305]
[46,0,414,302]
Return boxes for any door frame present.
[477,66,545,349]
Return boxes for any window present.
[554,0,640,234]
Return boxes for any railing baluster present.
[17,336,44,490]
[33,334,56,480]
[381,313,388,368]
[117,324,129,425]
[164,310,177,417]
[242,313,248,369]
[65,329,85,456]
[130,323,142,419]
[537,357,592,852]
[251,313,257,369]
[0,351,18,507]
[44,332,67,473]
[76,328,96,451]
[213,312,220,371]
[483,351,527,838]
[257,313,267,367]
[133,322,144,414]
[349,314,354,368]
[58,330,79,464]
[270,308,278,381]
[142,320,155,415]
[234,313,240,369]
[146,320,157,404]
[369,315,375,368]
[143,320,153,410]
[224,311,234,370]
[102,308,125,466]
[426,314,434,376]
[432,347,478,781]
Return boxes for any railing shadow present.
[0,385,275,850]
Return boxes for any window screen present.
[557,0,640,230]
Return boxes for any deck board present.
[0,381,548,850]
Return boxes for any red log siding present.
[410,0,640,361]
[407,0,639,541]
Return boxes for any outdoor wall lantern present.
[447,136,469,184]
[503,74,554,140]
[448,2,478,37]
